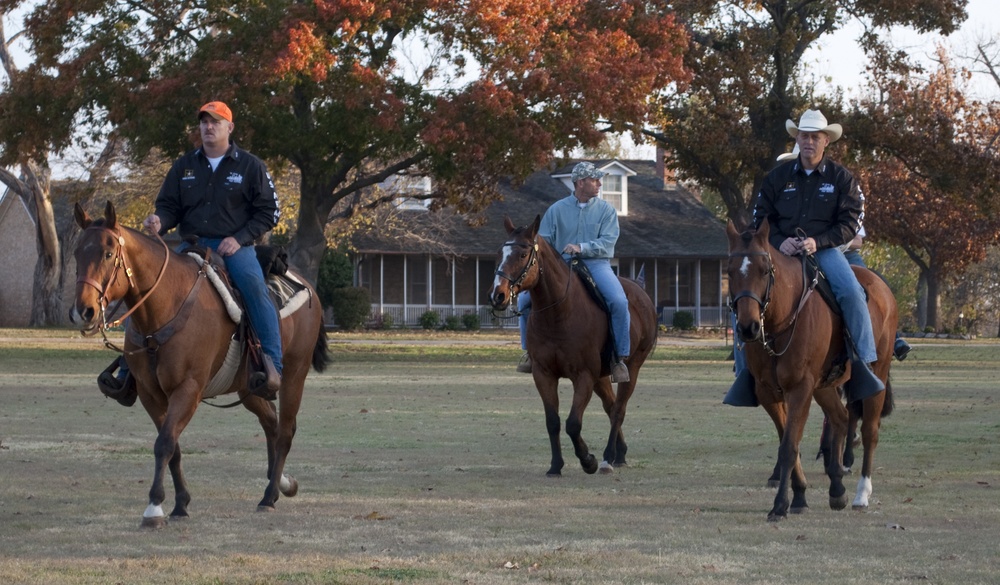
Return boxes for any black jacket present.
[752,156,863,251]
[154,142,279,246]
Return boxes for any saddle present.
[568,258,619,371]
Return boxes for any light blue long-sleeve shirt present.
[538,194,620,259]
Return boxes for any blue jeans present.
[182,239,283,374]
[519,257,631,358]
[732,248,878,371]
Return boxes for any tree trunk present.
[287,174,329,286]
[925,269,941,331]
[916,271,928,330]
[21,161,65,326]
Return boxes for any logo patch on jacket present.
[819,183,835,194]
[182,169,195,180]
[226,172,244,185]
[783,182,796,192]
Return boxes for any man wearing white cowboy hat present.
[725,108,885,406]
[515,161,631,383]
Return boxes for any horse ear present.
[529,214,541,236]
[503,215,516,235]
[756,217,770,243]
[103,200,117,229]
[74,202,92,229]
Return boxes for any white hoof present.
[141,503,167,529]
[598,460,614,474]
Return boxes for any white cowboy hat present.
[786,109,842,143]
[776,144,800,162]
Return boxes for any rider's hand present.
[562,243,582,255]
[142,214,161,235]
[217,236,241,257]
[779,237,802,256]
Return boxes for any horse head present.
[70,201,134,335]
[488,214,542,311]
[726,219,775,344]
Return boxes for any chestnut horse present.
[727,219,895,521]
[71,202,328,528]
[489,215,657,476]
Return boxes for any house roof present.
[352,159,728,258]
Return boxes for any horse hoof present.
[829,494,849,510]
[767,513,785,523]
[598,461,614,474]
[140,516,167,529]
[851,504,869,511]
[790,505,808,515]
[279,474,299,498]
[257,504,276,513]
[545,472,562,478]
[767,479,779,489]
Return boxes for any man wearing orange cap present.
[98,101,284,403]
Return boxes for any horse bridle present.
[77,225,171,334]
[494,240,538,293]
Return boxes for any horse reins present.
[729,250,814,357]
[77,225,171,348]
[494,239,572,317]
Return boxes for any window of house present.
[389,176,432,210]
[601,174,626,214]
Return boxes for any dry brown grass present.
[0,332,998,584]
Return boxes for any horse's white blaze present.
[143,503,165,519]
[739,256,752,276]
[853,475,873,508]
[491,246,516,291]
[279,474,292,492]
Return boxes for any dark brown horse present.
[727,219,895,521]
[489,215,658,476]
[71,201,328,528]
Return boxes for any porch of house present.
[352,253,729,329]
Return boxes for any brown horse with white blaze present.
[489,215,657,476]
[70,201,328,528]
[727,219,895,521]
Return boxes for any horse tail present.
[312,328,331,372]
[847,375,894,419]
[880,376,894,418]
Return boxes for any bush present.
[419,310,440,330]
[330,287,371,331]
[316,247,354,309]
[672,310,695,331]
[368,312,394,330]
[462,313,481,331]
[443,315,462,331]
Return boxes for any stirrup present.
[97,357,137,407]
[723,368,758,407]
[844,360,885,403]
[248,354,282,400]
[610,360,630,383]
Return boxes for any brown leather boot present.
[248,354,282,400]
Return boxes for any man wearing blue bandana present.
[516,161,631,383]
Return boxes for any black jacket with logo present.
[154,142,279,246]
[752,156,863,251]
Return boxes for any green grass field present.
[0,330,997,584]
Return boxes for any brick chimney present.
[656,146,676,188]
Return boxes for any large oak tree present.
[846,48,1000,329]
[1,0,689,283]
[644,0,969,226]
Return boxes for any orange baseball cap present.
[198,101,233,123]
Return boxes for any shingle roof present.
[353,159,727,258]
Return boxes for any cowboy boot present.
[723,368,758,407]
[893,337,911,361]
[844,360,885,403]
[516,352,533,373]
[611,359,630,383]
[97,356,137,407]
[248,354,282,401]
